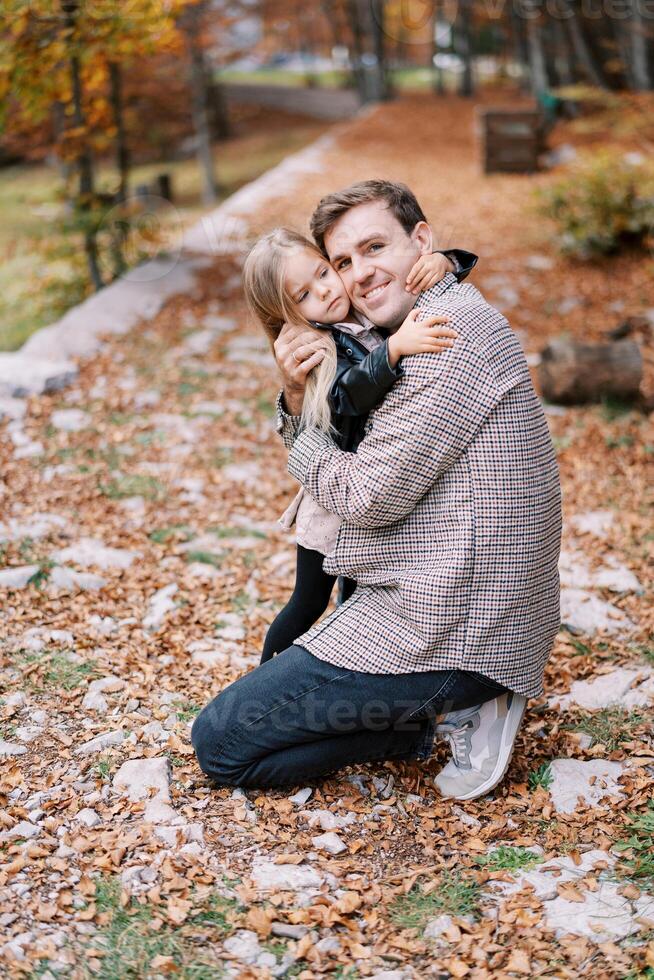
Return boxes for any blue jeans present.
[191,645,507,788]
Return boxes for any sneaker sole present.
[442,694,527,802]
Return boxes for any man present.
[192,180,562,800]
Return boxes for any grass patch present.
[615,801,654,888]
[475,845,543,872]
[99,474,165,501]
[18,649,97,691]
[388,870,479,929]
[93,757,113,780]
[185,551,222,568]
[149,524,193,544]
[208,525,266,540]
[528,763,553,791]
[574,706,646,752]
[82,877,233,979]
[173,700,202,723]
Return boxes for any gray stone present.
[52,538,140,571]
[559,549,641,593]
[113,757,171,803]
[0,354,77,398]
[221,462,261,485]
[525,254,555,271]
[569,510,615,539]
[0,396,27,420]
[251,859,323,893]
[142,583,178,630]
[554,667,654,711]
[143,799,184,825]
[48,566,106,591]
[303,809,357,832]
[270,922,309,940]
[560,588,634,634]
[314,936,341,954]
[0,565,40,588]
[2,820,41,841]
[0,512,68,542]
[288,787,313,806]
[74,808,102,828]
[50,409,91,432]
[4,691,27,709]
[76,729,125,756]
[188,638,242,668]
[548,759,624,813]
[311,832,347,855]
[423,913,454,941]
[82,676,125,714]
[0,740,27,757]
[223,929,261,964]
[192,400,224,416]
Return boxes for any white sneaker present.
[433,692,527,801]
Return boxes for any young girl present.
[243,228,478,665]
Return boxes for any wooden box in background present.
[477,108,545,174]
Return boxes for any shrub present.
[538,151,654,259]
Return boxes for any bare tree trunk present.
[369,0,390,99]
[552,17,573,86]
[183,3,218,205]
[61,0,103,291]
[108,61,129,202]
[431,1,445,95]
[455,0,474,97]
[562,2,608,88]
[525,7,549,95]
[630,0,652,89]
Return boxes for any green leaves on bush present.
[538,151,654,259]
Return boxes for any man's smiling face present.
[323,200,433,331]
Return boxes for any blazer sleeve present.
[438,249,478,283]
[287,338,512,529]
[329,340,403,417]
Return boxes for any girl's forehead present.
[283,246,324,283]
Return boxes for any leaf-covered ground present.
[1,93,653,979]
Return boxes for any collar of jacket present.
[414,271,459,310]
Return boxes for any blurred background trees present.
[0,0,653,348]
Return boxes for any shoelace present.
[442,720,474,770]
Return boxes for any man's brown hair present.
[309,179,428,254]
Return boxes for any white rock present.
[76,729,125,756]
[142,583,178,630]
[186,562,221,581]
[560,588,634,634]
[0,354,77,398]
[188,638,242,668]
[303,809,357,832]
[52,538,140,571]
[2,820,41,841]
[223,929,261,964]
[4,691,27,709]
[0,565,40,588]
[250,859,323,893]
[548,759,624,814]
[369,972,410,980]
[50,408,91,432]
[451,805,482,829]
[559,549,641,593]
[525,254,555,271]
[143,799,184,825]
[88,615,118,636]
[311,831,347,855]
[544,881,642,941]
[113,757,171,802]
[554,667,654,711]
[182,329,216,356]
[314,936,341,954]
[0,396,27,420]
[74,808,102,828]
[221,462,261,485]
[288,787,313,806]
[142,721,165,740]
[0,740,27,757]
[192,400,224,416]
[0,512,68,542]
[202,314,236,334]
[423,913,454,941]
[270,922,309,939]
[256,952,278,969]
[569,510,615,539]
[14,725,42,743]
[48,566,106,591]
[81,692,108,713]
[15,626,74,651]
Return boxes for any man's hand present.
[274,321,329,415]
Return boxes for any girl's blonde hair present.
[242,227,338,434]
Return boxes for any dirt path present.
[0,94,652,979]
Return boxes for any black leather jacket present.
[316,249,478,452]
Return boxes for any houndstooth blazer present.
[276,274,562,697]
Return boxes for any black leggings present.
[260,545,357,665]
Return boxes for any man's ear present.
[410,220,433,255]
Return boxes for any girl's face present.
[283,246,350,324]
